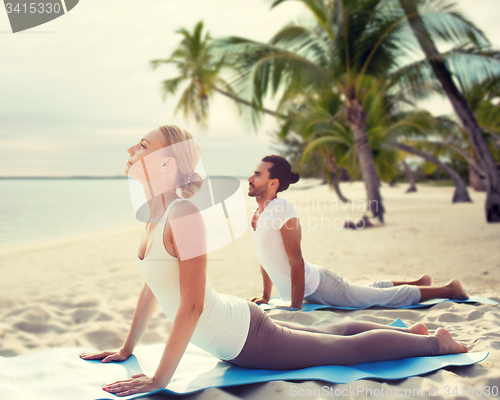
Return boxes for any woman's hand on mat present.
[103,373,161,396]
[79,348,132,363]
[248,296,269,304]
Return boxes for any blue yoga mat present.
[259,296,498,311]
[0,319,487,400]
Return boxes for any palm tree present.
[306,145,351,202]
[412,79,500,193]
[279,91,354,202]
[149,21,282,127]
[460,78,500,190]
[392,141,472,202]
[386,108,473,202]
[215,0,496,223]
[474,78,500,149]
[299,112,355,203]
[398,0,500,221]
[295,88,401,202]
[428,115,487,192]
[401,158,417,192]
[217,1,396,222]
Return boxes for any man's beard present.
[249,186,265,198]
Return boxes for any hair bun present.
[184,171,198,185]
[290,172,300,184]
[181,171,203,199]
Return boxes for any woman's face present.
[125,129,165,176]
[126,129,180,200]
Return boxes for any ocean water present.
[0,178,255,249]
[0,179,138,248]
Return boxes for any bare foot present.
[435,328,468,355]
[409,322,429,335]
[417,274,432,286]
[446,279,469,300]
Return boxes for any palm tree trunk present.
[434,141,485,177]
[392,142,472,203]
[469,150,487,192]
[346,97,385,222]
[402,159,417,193]
[212,86,285,118]
[434,140,486,191]
[321,168,327,185]
[399,0,500,221]
[325,156,350,202]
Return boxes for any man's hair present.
[262,155,300,192]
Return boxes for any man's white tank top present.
[251,198,321,301]
[137,198,250,360]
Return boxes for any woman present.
[80,125,468,397]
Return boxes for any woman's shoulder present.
[168,199,205,234]
[170,199,200,218]
[166,199,206,257]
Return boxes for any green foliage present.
[154,2,500,191]
[215,0,498,117]
[271,134,326,178]
[150,21,242,126]
[210,0,500,187]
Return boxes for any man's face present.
[248,161,275,198]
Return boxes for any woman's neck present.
[147,191,180,223]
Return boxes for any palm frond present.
[416,0,489,47]
[160,76,185,98]
[271,0,329,31]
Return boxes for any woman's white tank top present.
[137,198,250,360]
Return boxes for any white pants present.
[304,269,421,307]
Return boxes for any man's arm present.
[248,266,273,304]
[281,217,305,310]
[261,266,273,301]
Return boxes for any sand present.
[1,180,499,399]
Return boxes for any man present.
[247,155,468,310]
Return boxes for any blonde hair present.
[157,124,203,199]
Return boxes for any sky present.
[1,0,499,177]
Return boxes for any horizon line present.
[0,175,254,180]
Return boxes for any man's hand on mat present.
[248,296,269,304]
[103,373,161,396]
[275,305,300,310]
[79,348,131,363]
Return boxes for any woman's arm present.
[80,282,158,362]
[121,283,158,356]
[151,250,206,387]
[103,202,207,396]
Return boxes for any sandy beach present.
[1,180,499,399]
